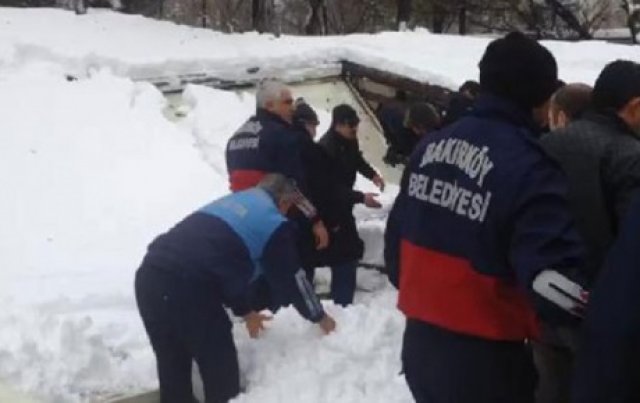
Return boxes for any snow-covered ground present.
[1,7,639,403]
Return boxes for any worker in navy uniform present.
[135,174,336,403]
[385,32,588,403]
[226,79,329,252]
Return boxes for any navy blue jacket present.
[385,95,584,341]
[226,109,304,192]
[572,191,640,403]
[143,189,325,322]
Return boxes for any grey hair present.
[256,80,289,109]
[257,173,299,204]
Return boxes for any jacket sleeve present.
[572,191,640,402]
[261,223,325,323]
[384,163,412,288]
[264,130,320,222]
[356,149,378,180]
[603,143,640,228]
[509,156,588,323]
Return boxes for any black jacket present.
[318,129,378,203]
[571,191,640,403]
[443,93,474,127]
[541,111,640,285]
[295,127,365,267]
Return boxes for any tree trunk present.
[397,0,411,31]
[630,12,639,44]
[543,0,592,39]
[432,1,445,33]
[458,1,467,35]
[252,0,268,33]
[306,0,326,35]
[201,0,208,28]
[622,0,639,44]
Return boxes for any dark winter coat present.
[442,93,474,127]
[295,127,365,267]
[318,129,378,195]
[571,191,640,403]
[141,188,324,322]
[376,101,407,151]
[385,94,584,341]
[226,109,304,192]
[541,111,640,285]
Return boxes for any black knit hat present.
[331,104,360,126]
[293,98,319,125]
[479,32,558,110]
[592,60,640,112]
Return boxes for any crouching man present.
[135,174,336,403]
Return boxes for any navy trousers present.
[402,319,537,403]
[135,264,240,403]
[330,261,358,306]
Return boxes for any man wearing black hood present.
[385,32,587,403]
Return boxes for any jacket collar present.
[326,128,357,145]
[583,110,638,138]
[472,94,540,136]
[256,108,291,127]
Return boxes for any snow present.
[2,8,639,90]
[0,6,638,403]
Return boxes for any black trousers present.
[402,319,537,403]
[135,264,240,403]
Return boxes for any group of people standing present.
[386,32,640,403]
[133,30,640,403]
[135,77,383,402]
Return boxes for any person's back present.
[391,94,581,341]
[571,191,640,403]
[442,80,480,127]
[226,109,301,192]
[144,188,287,301]
[385,32,586,403]
[542,61,640,285]
[398,102,441,158]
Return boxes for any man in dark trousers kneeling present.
[135,174,336,403]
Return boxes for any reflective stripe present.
[295,269,324,320]
[532,270,587,317]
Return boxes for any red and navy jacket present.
[226,109,319,221]
[226,109,304,192]
[384,94,584,342]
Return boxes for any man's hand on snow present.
[244,311,272,339]
[318,314,336,335]
[312,220,329,250]
[364,193,382,209]
[372,175,385,192]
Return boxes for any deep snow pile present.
[1,8,639,90]
[0,64,402,402]
[0,65,218,401]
